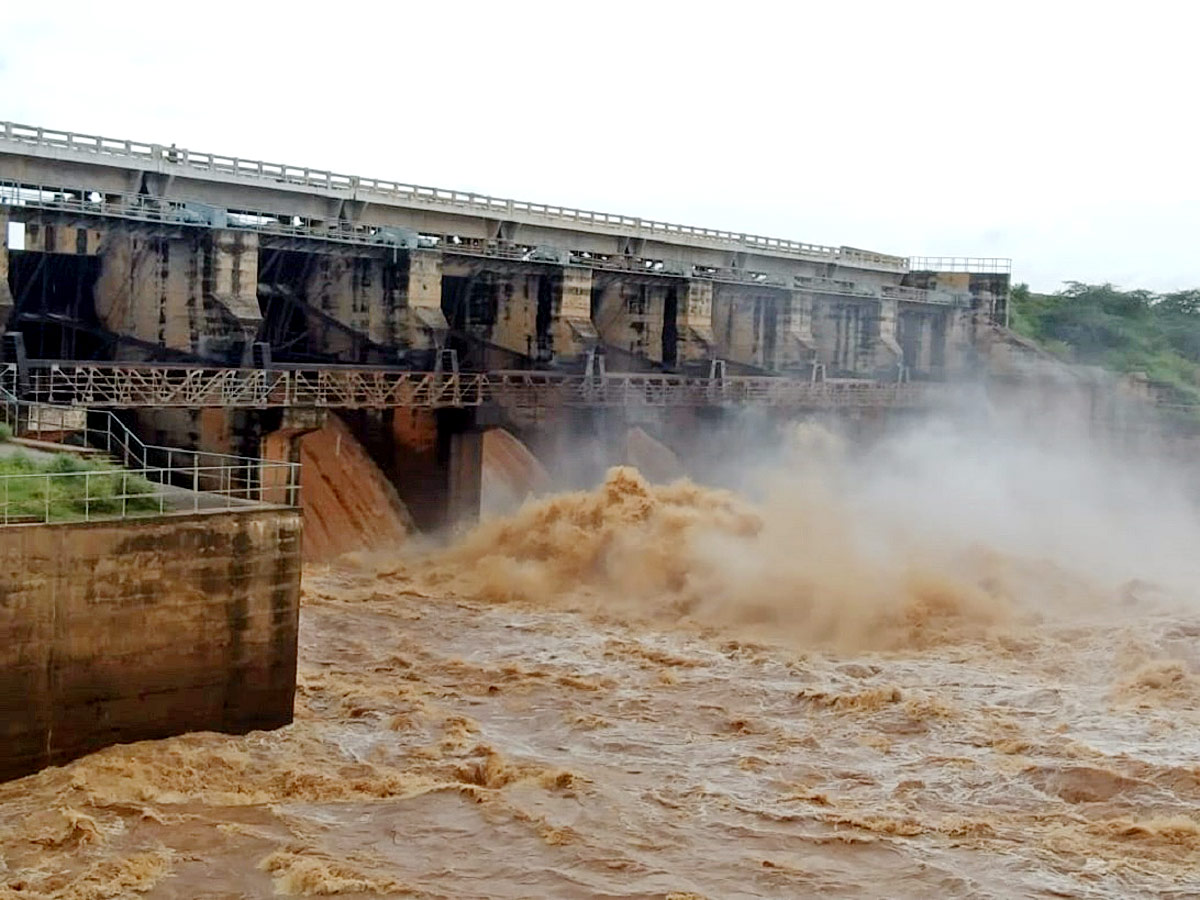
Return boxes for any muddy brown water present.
[3,467,1200,899]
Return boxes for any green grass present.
[0,451,161,522]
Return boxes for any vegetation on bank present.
[0,452,158,521]
[1009,282,1200,405]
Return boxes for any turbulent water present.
[5,421,1200,899]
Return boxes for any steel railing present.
[0,387,300,525]
[0,461,294,525]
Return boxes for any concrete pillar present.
[779,290,816,370]
[388,408,481,532]
[944,304,984,377]
[712,284,816,371]
[917,313,936,373]
[95,227,261,362]
[259,409,325,506]
[814,299,870,375]
[400,249,447,350]
[592,277,667,367]
[303,254,399,352]
[678,279,714,365]
[550,266,597,363]
[898,307,953,378]
[0,210,13,328]
[94,232,205,356]
[875,297,903,374]
[489,270,541,359]
[446,427,483,526]
[440,263,594,365]
[713,284,753,369]
[206,230,261,358]
[897,308,920,374]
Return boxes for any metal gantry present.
[3,362,946,411]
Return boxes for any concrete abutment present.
[0,509,301,782]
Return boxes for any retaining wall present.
[0,508,302,781]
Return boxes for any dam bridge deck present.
[0,121,1010,285]
[2,180,972,304]
[0,122,911,271]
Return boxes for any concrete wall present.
[8,212,1001,377]
[712,285,786,371]
[593,276,673,366]
[812,298,879,376]
[0,508,301,782]
[94,232,205,354]
[400,249,448,350]
[440,260,596,365]
[303,254,400,348]
[553,267,597,362]
[897,305,950,377]
[92,230,259,360]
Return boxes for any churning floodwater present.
[4,412,1200,899]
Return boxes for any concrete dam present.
[10,124,1200,900]
[0,122,1030,779]
[0,120,1015,539]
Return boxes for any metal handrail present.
[0,385,301,523]
[0,461,298,526]
[11,389,278,470]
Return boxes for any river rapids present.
[3,419,1200,898]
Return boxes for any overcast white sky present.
[1,1,1196,292]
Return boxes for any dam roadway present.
[0,121,945,276]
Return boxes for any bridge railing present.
[1,120,915,271]
[1,123,160,162]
